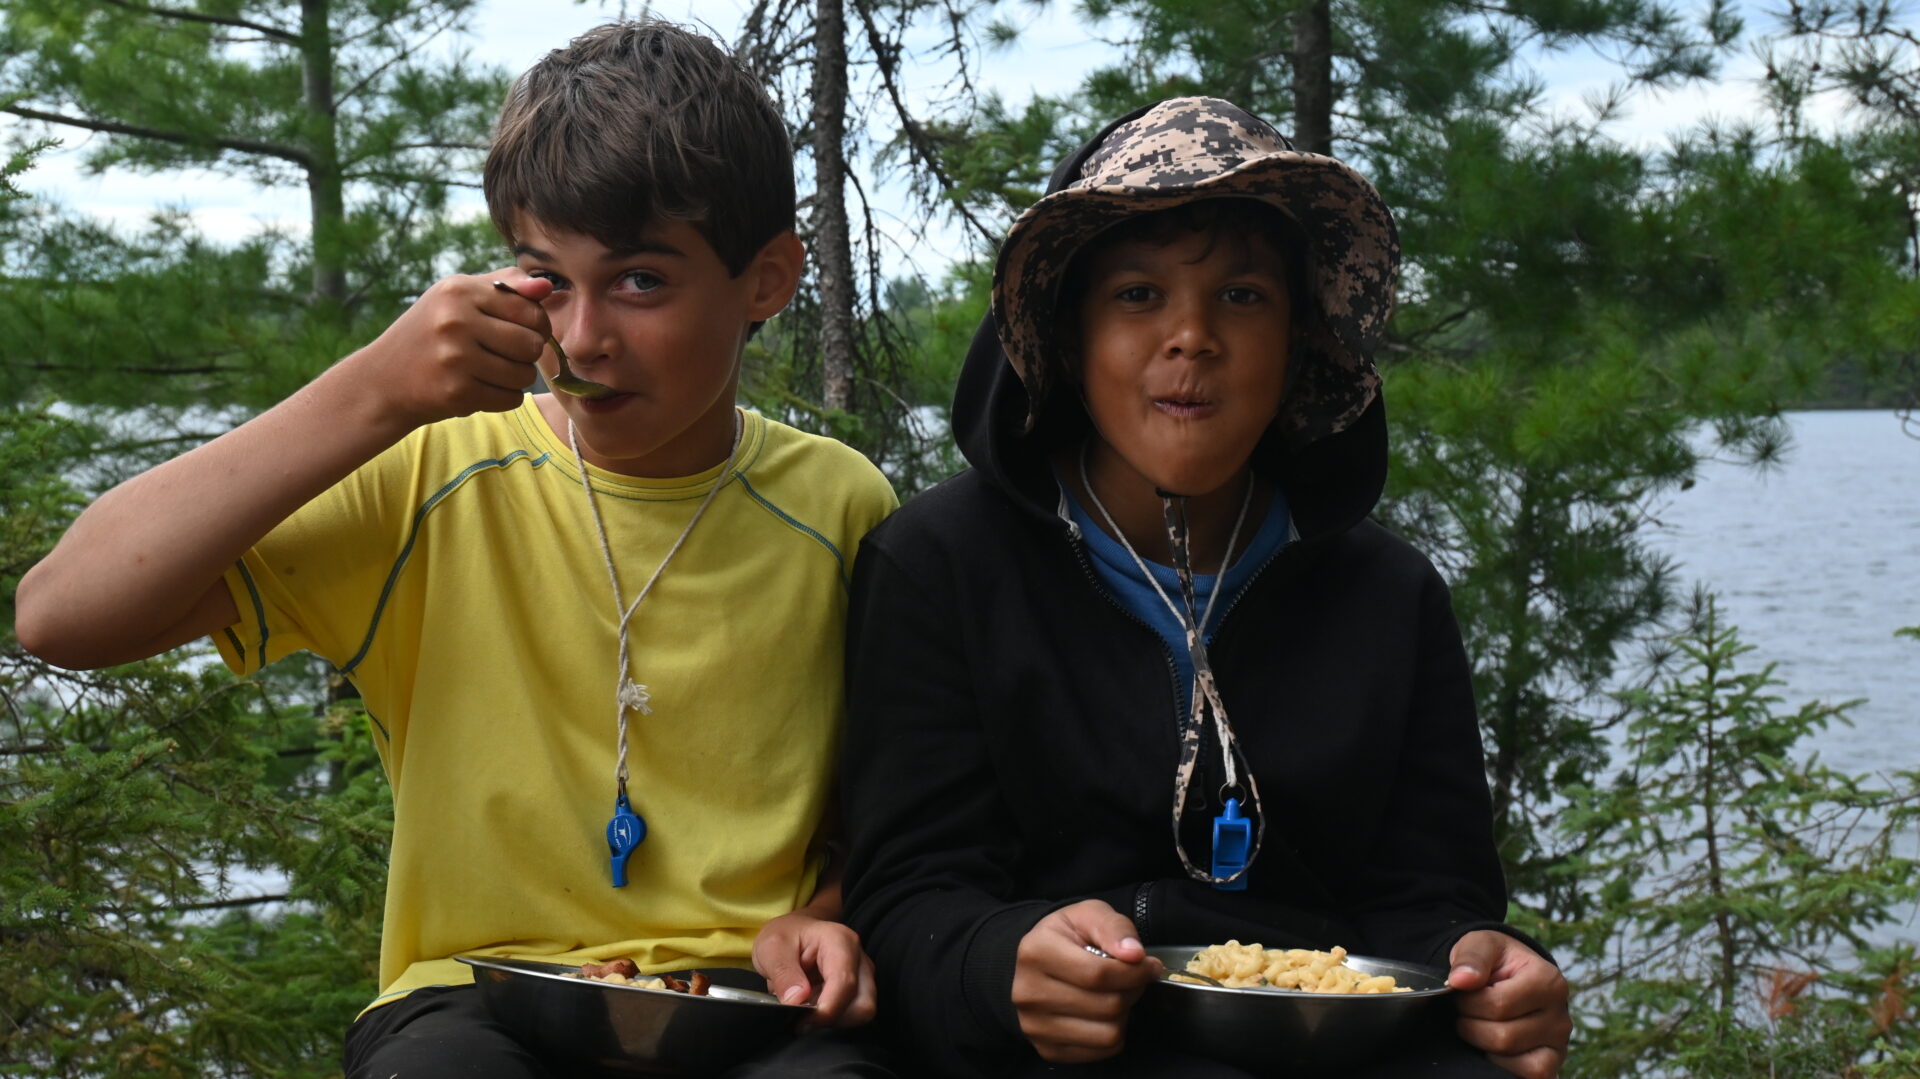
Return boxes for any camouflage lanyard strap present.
[1078,447,1265,887]
[569,411,741,887]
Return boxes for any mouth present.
[573,390,634,413]
[1153,394,1217,419]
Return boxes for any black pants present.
[342,985,899,1079]
[1007,1013,1509,1079]
[1007,1040,1508,1078]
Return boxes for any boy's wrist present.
[322,345,445,444]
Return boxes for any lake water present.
[1639,409,1919,951]
[1645,410,1919,779]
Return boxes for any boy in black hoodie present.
[840,98,1572,1077]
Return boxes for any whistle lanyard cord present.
[570,410,742,796]
[1076,444,1264,884]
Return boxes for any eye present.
[1115,285,1156,304]
[620,270,664,293]
[1222,286,1265,305]
[528,269,570,292]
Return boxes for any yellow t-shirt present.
[216,397,896,1010]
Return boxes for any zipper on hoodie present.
[1056,497,1187,750]
[1204,514,1302,641]
[1132,879,1155,940]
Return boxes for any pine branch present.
[334,8,465,110]
[8,362,245,377]
[340,167,481,189]
[98,893,290,916]
[354,140,488,159]
[852,0,999,249]
[94,0,298,44]
[0,106,312,169]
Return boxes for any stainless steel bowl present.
[1133,945,1454,1072]
[457,955,811,1076]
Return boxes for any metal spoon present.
[1161,968,1232,989]
[491,279,620,400]
[1082,944,1229,988]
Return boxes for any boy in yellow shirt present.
[17,20,898,1078]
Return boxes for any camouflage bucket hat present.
[992,96,1400,442]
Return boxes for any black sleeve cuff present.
[1422,920,1559,972]
[958,899,1074,1049]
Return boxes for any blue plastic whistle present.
[1211,797,1250,891]
[606,793,646,888]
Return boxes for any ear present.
[743,230,806,322]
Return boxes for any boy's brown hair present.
[484,20,793,275]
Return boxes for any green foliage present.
[0,4,515,1066]
[0,0,512,408]
[1382,121,1915,906]
[1534,594,1920,1077]
[1,406,391,1076]
[1059,0,1739,150]
[908,93,1087,231]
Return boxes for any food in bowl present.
[1179,941,1411,993]
[571,957,711,995]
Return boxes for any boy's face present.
[513,216,801,477]
[1072,225,1292,499]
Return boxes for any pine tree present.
[736,0,1012,491]
[0,0,509,409]
[1545,594,1920,1077]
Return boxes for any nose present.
[556,293,615,367]
[1163,292,1220,361]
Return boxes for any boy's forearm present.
[15,356,416,669]
[18,266,552,669]
[796,847,847,921]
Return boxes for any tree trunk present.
[810,0,856,414]
[300,0,347,311]
[1289,0,1333,155]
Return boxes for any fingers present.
[469,315,549,372]
[1026,1013,1134,1064]
[1447,929,1510,991]
[754,943,814,1009]
[1018,972,1139,1064]
[750,913,877,1030]
[482,273,554,336]
[351,270,555,426]
[1454,945,1567,1022]
[1451,932,1570,1078]
[1458,1006,1572,1057]
[1013,901,1157,1062]
[810,949,877,1029]
[1054,899,1154,969]
[1485,1045,1566,1079]
[803,927,865,1026]
[487,272,555,305]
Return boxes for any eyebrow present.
[513,240,686,261]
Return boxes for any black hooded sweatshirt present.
[839,115,1538,1076]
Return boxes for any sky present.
[4,0,1827,279]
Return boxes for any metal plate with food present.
[1133,944,1454,1072]
[456,955,811,1076]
